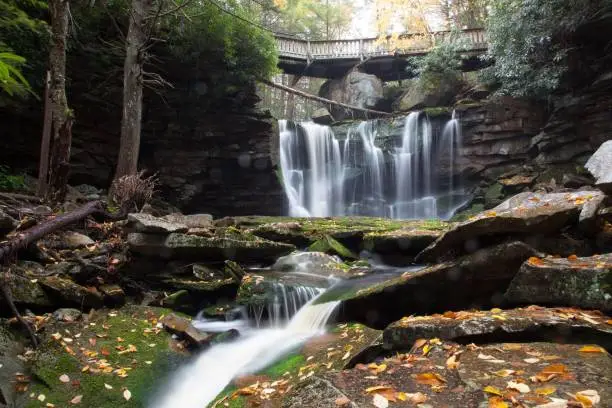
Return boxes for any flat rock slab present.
[505,254,612,312]
[127,232,295,262]
[383,306,612,351]
[127,213,189,234]
[39,276,103,308]
[282,341,612,408]
[417,190,604,263]
[363,228,442,255]
[162,213,213,229]
[331,241,537,328]
[585,140,612,194]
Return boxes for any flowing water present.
[151,264,341,408]
[279,112,468,219]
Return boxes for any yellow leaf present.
[483,386,503,396]
[492,369,515,377]
[415,372,445,386]
[535,386,557,396]
[578,345,605,353]
[422,344,431,355]
[488,396,509,408]
[574,390,600,407]
[492,314,507,321]
[365,386,394,394]
[567,254,578,261]
[123,389,132,401]
[528,257,545,266]
[490,308,502,313]
[412,339,427,349]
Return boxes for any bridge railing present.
[275,28,487,62]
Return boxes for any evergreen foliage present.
[482,0,606,99]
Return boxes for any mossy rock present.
[26,306,189,408]
[308,235,358,259]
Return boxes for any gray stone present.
[52,308,83,322]
[311,108,334,125]
[417,190,605,263]
[74,184,101,195]
[127,213,188,234]
[39,276,103,309]
[579,193,606,233]
[383,306,612,351]
[0,324,28,407]
[327,241,538,328]
[99,284,126,306]
[162,213,213,229]
[319,70,383,120]
[505,254,612,312]
[393,77,460,111]
[1,276,52,308]
[161,313,211,348]
[127,232,295,262]
[585,140,612,194]
[62,231,95,249]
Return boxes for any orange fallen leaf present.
[488,396,509,408]
[414,372,446,386]
[578,345,605,353]
[535,386,557,396]
[412,339,427,350]
[365,385,394,394]
[335,396,350,406]
[567,254,578,261]
[528,257,544,266]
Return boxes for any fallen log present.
[259,78,392,118]
[0,200,125,348]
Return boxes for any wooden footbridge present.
[275,28,488,81]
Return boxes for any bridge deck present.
[275,29,487,80]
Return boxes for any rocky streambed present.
[0,143,611,408]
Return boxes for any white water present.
[279,112,466,219]
[151,274,340,408]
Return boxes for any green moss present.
[308,235,358,259]
[26,306,186,408]
[263,353,305,377]
[422,106,452,117]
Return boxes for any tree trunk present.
[285,75,301,120]
[47,0,73,203]
[36,71,52,197]
[114,0,154,183]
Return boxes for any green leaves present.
[0,51,32,97]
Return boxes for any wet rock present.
[163,213,213,229]
[161,313,211,348]
[62,231,95,249]
[0,324,28,407]
[251,222,314,247]
[328,242,536,328]
[309,235,358,259]
[320,70,383,120]
[579,193,606,233]
[272,252,345,276]
[99,284,126,306]
[363,228,442,257]
[283,341,612,408]
[39,276,103,309]
[505,254,612,312]
[160,290,193,312]
[52,308,83,322]
[1,276,52,308]
[585,140,612,194]
[332,241,538,328]
[0,209,18,237]
[126,213,188,234]
[127,231,295,262]
[417,190,605,263]
[562,173,594,188]
[383,306,612,351]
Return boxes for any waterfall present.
[249,283,322,328]
[151,281,339,408]
[279,112,465,219]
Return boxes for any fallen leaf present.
[37,394,46,402]
[534,398,569,408]
[483,386,504,396]
[402,392,427,404]
[578,345,605,353]
[535,386,557,396]
[492,369,515,377]
[335,396,350,406]
[59,374,70,383]
[372,394,389,408]
[567,254,578,261]
[528,257,545,266]
[123,389,131,401]
[70,395,82,404]
[414,372,446,386]
[412,339,427,349]
[574,390,600,406]
[488,396,509,408]
[104,384,113,390]
[446,354,460,369]
[507,381,530,393]
[524,358,540,364]
[365,386,394,394]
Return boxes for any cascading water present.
[279,111,467,220]
[151,266,340,408]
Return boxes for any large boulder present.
[0,324,29,407]
[319,70,383,120]
[283,341,612,408]
[383,306,612,351]
[1,275,52,308]
[585,140,612,194]
[392,77,461,112]
[127,231,295,262]
[505,254,612,312]
[324,241,538,328]
[417,190,605,263]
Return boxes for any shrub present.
[0,165,26,191]
[111,171,157,213]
